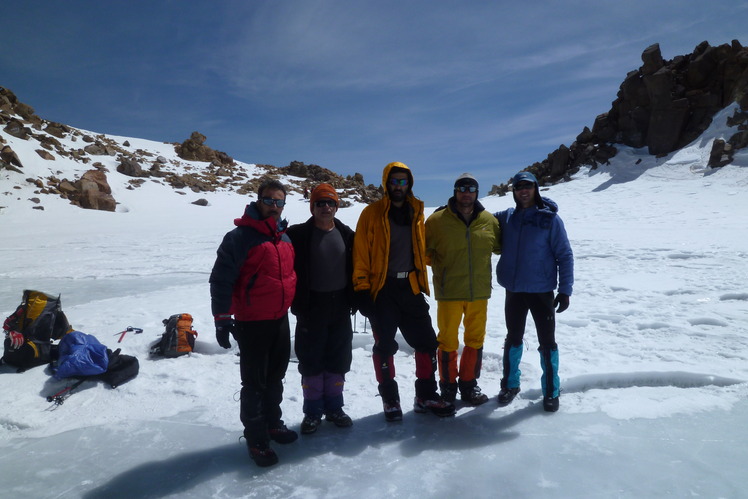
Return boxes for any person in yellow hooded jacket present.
[353,162,455,421]
[425,173,501,406]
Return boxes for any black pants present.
[233,315,291,446]
[294,289,353,376]
[504,290,557,349]
[369,277,439,399]
[370,277,439,357]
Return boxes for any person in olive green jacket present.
[425,173,501,405]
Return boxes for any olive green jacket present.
[425,198,501,301]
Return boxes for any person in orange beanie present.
[287,184,356,434]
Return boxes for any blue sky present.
[3,1,747,205]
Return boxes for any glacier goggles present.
[456,185,478,193]
[260,197,286,207]
[389,178,409,187]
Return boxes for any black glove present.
[553,293,570,313]
[355,290,375,318]
[215,319,235,349]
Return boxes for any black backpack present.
[2,290,72,371]
[100,348,140,388]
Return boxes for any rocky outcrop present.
[117,158,145,177]
[709,108,748,167]
[45,170,117,212]
[174,131,234,166]
[281,160,382,205]
[76,170,116,211]
[599,40,748,155]
[35,149,55,161]
[3,85,380,210]
[1,145,23,169]
[490,40,748,195]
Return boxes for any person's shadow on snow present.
[82,440,247,499]
[81,401,536,499]
[83,370,744,498]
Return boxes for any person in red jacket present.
[209,179,298,467]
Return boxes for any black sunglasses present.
[456,185,477,193]
[513,183,534,191]
[261,197,286,207]
[314,199,337,208]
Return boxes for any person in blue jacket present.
[494,171,574,412]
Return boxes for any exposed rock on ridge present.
[490,40,748,195]
[1,86,380,211]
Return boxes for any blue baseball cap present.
[512,171,537,185]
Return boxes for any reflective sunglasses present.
[513,182,534,191]
[456,185,477,193]
[389,178,409,187]
[260,197,286,207]
[314,199,337,208]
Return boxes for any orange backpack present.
[150,313,198,357]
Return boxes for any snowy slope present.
[1,105,747,498]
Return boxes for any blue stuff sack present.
[54,331,109,379]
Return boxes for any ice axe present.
[115,326,143,343]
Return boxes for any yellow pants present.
[436,300,488,383]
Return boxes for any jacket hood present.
[234,202,288,235]
[512,196,558,215]
[511,170,548,208]
[539,196,558,214]
[382,161,414,198]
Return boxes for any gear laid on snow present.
[115,326,143,343]
[46,378,86,406]
[2,289,72,372]
[150,313,197,357]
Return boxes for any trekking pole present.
[115,326,143,343]
[46,378,86,406]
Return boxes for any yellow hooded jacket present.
[352,162,430,299]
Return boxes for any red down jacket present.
[210,202,296,322]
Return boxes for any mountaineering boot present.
[413,351,454,416]
[383,399,403,422]
[300,416,322,434]
[458,380,489,406]
[439,381,458,404]
[539,345,560,412]
[543,396,559,412]
[497,387,521,406]
[461,386,489,406]
[247,441,278,467]
[413,395,456,417]
[325,409,353,427]
[498,342,523,406]
[268,422,298,444]
[378,379,402,422]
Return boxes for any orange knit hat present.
[310,183,339,212]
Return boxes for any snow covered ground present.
[1,105,747,498]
